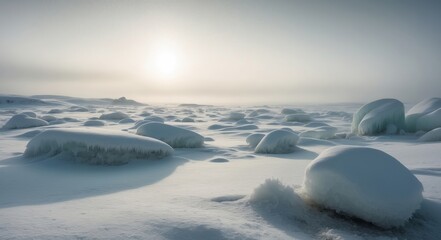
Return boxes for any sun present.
[154,45,178,79]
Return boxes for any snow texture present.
[24,128,173,165]
[406,98,441,132]
[254,129,299,154]
[99,111,130,120]
[352,99,405,135]
[419,127,441,142]
[136,122,204,148]
[303,146,423,228]
[2,114,48,130]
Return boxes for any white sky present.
[1,0,440,104]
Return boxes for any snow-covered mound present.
[111,96,145,106]
[24,128,173,165]
[2,114,48,130]
[99,111,130,120]
[406,98,441,132]
[118,118,135,124]
[299,126,337,139]
[281,108,304,115]
[181,117,195,122]
[83,120,105,127]
[47,109,63,114]
[143,116,165,123]
[351,99,405,135]
[226,112,245,121]
[40,115,57,122]
[419,127,441,142]
[254,130,299,154]
[21,111,37,118]
[136,122,204,148]
[246,133,265,148]
[0,95,49,105]
[285,114,312,122]
[303,146,423,228]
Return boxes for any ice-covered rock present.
[285,114,312,123]
[83,120,105,127]
[2,114,48,130]
[246,133,265,148]
[303,146,423,228]
[352,99,405,135]
[418,127,441,142]
[406,98,441,132]
[299,126,337,139]
[99,111,130,120]
[24,128,173,165]
[254,130,299,154]
[136,122,204,148]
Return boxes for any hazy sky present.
[1,0,440,104]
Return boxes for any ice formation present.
[246,133,265,148]
[406,98,441,132]
[2,114,48,130]
[136,122,204,148]
[303,146,423,228]
[418,127,441,142]
[83,120,105,127]
[351,99,405,135]
[254,129,299,154]
[24,128,173,165]
[99,111,130,120]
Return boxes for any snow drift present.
[406,98,441,132]
[254,130,299,154]
[285,114,312,122]
[303,146,423,228]
[352,99,405,135]
[99,111,130,120]
[136,122,204,148]
[2,114,48,130]
[299,126,337,139]
[418,127,441,142]
[24,128,173,165]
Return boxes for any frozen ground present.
[0,95,440,239]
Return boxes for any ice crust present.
[24,128,173,165]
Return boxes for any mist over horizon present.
[1,0,441,104]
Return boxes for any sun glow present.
[153,45,179,79]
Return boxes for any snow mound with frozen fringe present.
[303,146,423,228]
[24,128,173,165]
[246,133,265,148]
[352,99,405,135]
[2,114,48,130]
[299,126,337,139]
[254,129,299,154]
[99,111,130,120]
[419,127,441,142]
[285,113,312,122]
[406,98,441,132]
[136,122,204,148]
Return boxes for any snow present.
[303,146,423,228]
[406,98,441,132]
[84,120,106,126]
[136,122,204,148]
[419,127,441,142]
[118,118,135,124]
[99,111,130,120]
[1,96,440,240]
[299,126,337,139]
[227,112,245,121]
[285,113,312,122]
[254,129,299,154]
[1,114,48,130]
[0,95,49,105]
[246,133,265,148]
[24,128,173,165]
[352,99,405,135]
[182,117,195,122]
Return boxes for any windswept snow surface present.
[303,146,423,228]
[2,114,48,130]
[352,98,405,135]
[24,128,174,164]
[0,95,440,240]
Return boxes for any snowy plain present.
[0,95,440,240]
